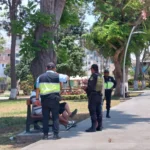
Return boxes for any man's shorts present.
[59,102,66,114]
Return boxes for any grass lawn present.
[0,98,120,150]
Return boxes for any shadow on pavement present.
[60,109,150,139]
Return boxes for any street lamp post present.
[123,26,146,99]
[123,26,136,99]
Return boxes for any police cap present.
[104,69,109,73]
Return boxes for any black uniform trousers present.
[88,93,102,127]
[105,89,112,110]
[41,95,60,135]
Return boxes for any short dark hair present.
[47,62,56,70]
[91,64,99,72]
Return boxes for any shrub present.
[128,79,134,86]
[61,94,87,101]
[80,94,87,99]
[20,74,34,95]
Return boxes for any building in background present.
[0,31,21,77]
[82,48,113,77]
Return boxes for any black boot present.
[53,134,61,140]
[106,109,111,118]
[85,122,96,132]
[96,126,103,131]
[97,116,103,131]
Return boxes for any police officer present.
[83,64,104,132]
[104,69,116,118]
[35,62,68,140]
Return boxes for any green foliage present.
[0,77,5,82]
[20,74,34,95]
[16,58,31,81]
[15,1,53,60]
[4,58,31,81]
[128,78,134,86]
[84,0,150,65]
[56,36,85,76]
[61,94,87,100]
[4,64,10,77]
[0,36,5,52]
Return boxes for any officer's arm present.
[35,77,41,106]
[102,77,105,99]
[87,75,97,93]
[112,77,117,88]
[59,74,69,83]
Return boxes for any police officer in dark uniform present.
[35,62,68,140]
[104,69,116,118]
[83,64,104,132]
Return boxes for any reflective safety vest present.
[104,82,114,89]
[39,72,60,96]
[39,83,60,95]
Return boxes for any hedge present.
[61,94,87,100]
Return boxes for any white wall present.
[0,64,6,77]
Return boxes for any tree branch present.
[108,42,117,50]
[54,0,66,26]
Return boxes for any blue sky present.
[85,14,95,29]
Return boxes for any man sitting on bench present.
[30,85,77,130]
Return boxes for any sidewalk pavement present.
[22,91,150,150]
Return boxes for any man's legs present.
[96,98,103,131]
[51,100,60,139]
[64,103,77,118]
[59,115,68,126]
[86,97,97,132]
[105,90,112,118]
[42,105,50,138]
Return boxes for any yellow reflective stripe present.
[39,83,60,95]
[104,82,114,89]
[96,76,103,91]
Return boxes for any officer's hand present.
[35,100,41,106]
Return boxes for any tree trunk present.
[134,53,140,90]
[31,0,66,80]
[113,49,124,97]
[114,61,122,96]
[9,0,19,100]
[9,34,17,99]
[69,79,72,92]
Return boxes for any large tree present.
[84,0,150,96]
[18,0,84,80]
[30,0,67,79]
[0,0,22,99]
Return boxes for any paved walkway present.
[22,91,150,150]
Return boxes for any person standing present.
[104,70,116,118]
[35,62,69,140]
[82,64,104,132]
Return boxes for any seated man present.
[30,85,77,130]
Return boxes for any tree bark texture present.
[113,49,124,96]
[31,0,66,80]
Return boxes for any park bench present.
[26,99,53,133]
